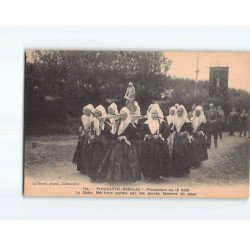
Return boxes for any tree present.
[25,50,250,135]
[24,50,172,135]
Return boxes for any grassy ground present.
[24,132,249,187]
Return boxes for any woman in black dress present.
[190,106,208,169]
[86,105,112,182]
[170,105,192,177]
[227,108,240,136]
[141,104,170,181]
[98,107,141,182]
[72,104,94,174]
[239,109,248,137]
[133,103,154,158]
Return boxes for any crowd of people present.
[72,83,249,183]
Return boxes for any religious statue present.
[124,82,136,114]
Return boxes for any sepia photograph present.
[23,50,249,198]
[2,2,250,249]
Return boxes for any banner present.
[209,67,229,96]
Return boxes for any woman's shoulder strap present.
[130,121,137,128]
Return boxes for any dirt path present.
[24,133,249,186]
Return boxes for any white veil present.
[93,105,107,135]
[173,105,190,132]
[117,107,132,135]
[191,105,206,130]
[166,106,176,124]
[108,102,118,115]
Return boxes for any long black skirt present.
[229,122,239,134]
[98,140,141,182]
[86,134,110,182]
[190,132,208,168]
[141,138,170,179]
[72,135,89,174]
[172,133,191,177]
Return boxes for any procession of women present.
[72,82,248,183]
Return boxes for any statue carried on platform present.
[124,82,136,114]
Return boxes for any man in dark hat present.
[205,103,219,148]
[239,109,248,137]
[217,105,225,140]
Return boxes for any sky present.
[26,50,250,93]
[165,52,250,92]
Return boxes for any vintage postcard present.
[24,50,249,198]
